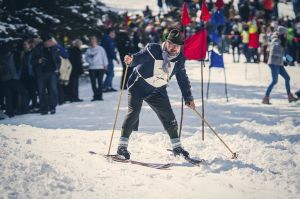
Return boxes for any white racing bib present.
[144,59,175,88]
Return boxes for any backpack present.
[59,56,72,85]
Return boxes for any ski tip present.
[88,151,97,155]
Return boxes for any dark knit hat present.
[167,29,183,45]
[41,33,55,42]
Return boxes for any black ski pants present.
[89,69,105,100]
[122,90,178,139]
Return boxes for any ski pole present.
[179,97,184,137]
[107,63,129,156]
[193,109,238,159]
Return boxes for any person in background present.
[0,43,6,111]
[31,33,61,115]
[286,26,296,66]
[54,39,70,105]
[31,35,42,49]
[230,29,242,63]
[116,27,132,90]
[0,41,29,117]
[248,19,260,63]
[101,28,119,92]
[263,0,274,22]
[259,25,270,63]
[85,36,108,101]
[143,5,152,19]
[0,82,4,111]
[262,26,299,104]
[292,0,300,18]
[20,39,38,112]
[238,1,250,22]
[128,26,141,54]
[273,0,279,18]
[0,109,6,120]
[157,0,163,15]
[165,0,173,12]
[67,39,84,102]
[241,24,250,63]
[295,16,300,65]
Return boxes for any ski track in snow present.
[1,51,300,198]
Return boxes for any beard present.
[167,48,180,56]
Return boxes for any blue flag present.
[209,31,220,44]
[210,9,225,27]
[210,50,224,68]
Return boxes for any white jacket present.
[85,45,108,70]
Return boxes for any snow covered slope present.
[1,52,300,198]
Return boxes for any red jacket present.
[263,0,274,11]
[248,33,259,49]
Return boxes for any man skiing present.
[117,29,196,160]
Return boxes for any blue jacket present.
[56,44,69,59]
[101,34,117,60]
[127,43,193,103]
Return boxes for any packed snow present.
[1,52,300,198]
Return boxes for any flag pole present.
[199,0,207,141]
[220,29,229,102]
[179,2,192,137]
[201,59,205,141]
[206,67,211,99]
[179,25,186,138]
[224,67,229,102]
[258,61,261,81]
[245,62,248,79]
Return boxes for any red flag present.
[181,2,191,27]
[183,29,207,60]
[215,0,224,9]
[200,0,211,22]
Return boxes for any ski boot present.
[172,146,190,158]
[117,146,130,160]
[288,94,299,103]
[172,146,204,165]
[262,96,271,104]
